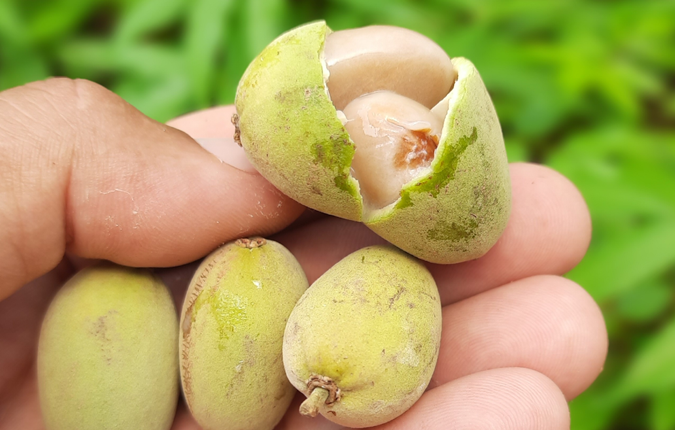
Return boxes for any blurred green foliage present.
[1,0,675,428]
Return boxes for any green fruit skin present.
[180,239,309,430]
[38,263,179,430]
[235,21,363,222]
[283,246,442,428]
[235,21,510,264]
[365,57,511,264]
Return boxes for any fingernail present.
[194,138,257,173]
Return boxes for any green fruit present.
[179,237,309,430]
[234,21,511,264]
[283,246,442,428]
[38,263,179,430]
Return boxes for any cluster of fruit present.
[37,20,510,430]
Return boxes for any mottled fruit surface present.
[283,246,442,428]
[38,263,178,430]
[180,238,308,430]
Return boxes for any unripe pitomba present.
[179,238,308,430]
[38,263,179,430]
[283,246,442,428]
[234,21,511,264]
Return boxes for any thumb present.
[0,78,304,300]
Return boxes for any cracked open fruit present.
[283,245,442,428]
[37,263,178,430]
[179,238,308,430]
[234,21,511,264]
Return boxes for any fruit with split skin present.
[234,21,511,264]
[179,237,309,430]
[37,263,179,430]
[283,245,442,428]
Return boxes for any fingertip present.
[435,274,608,400]
[375,368,569,430]
[433,162,593,305]
[167,106,238,139]
[510,162,592,266]
[167,106,257,173]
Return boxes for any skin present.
[0,78,605,430]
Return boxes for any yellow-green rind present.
[180,239,308,430]
[283,246,442,428]
[235,21,362,221]
[365,58,511,264]
[38,263,178,430]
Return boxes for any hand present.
[0,78,606,430]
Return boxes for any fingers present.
[431,162,592,305]
[274,163,591,303]
[431,275,607,400]
[373,368,569,430]
[275,392,343,430]
[0,370,44,430]
[0,260,72,403]
[166,106,256,172]
[0,79,304,299]
[273,217,384,284]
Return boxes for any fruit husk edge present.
[365,58,512,264]
[235,20,362,221]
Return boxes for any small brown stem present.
[235,237,266,248]
[300,387,329,417]
[232,113,242,146]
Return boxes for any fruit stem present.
[235,237,266,248]
[299,387,329,417]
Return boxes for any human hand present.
[0,78,607,430]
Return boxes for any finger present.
[431,275,607,400]
[0,369,43,429]
[0,79,304,299]
[167,106,255,172]
[275,392,343,430]
[171,401,200,430]
[274,163,591,298]
[273,217,385,284]
[431,162,592,304]
[373,368,569,430]
[0,260,73,398]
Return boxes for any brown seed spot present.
[394,129,439,170]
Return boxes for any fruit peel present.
[283,246,442,428]
[235,21,511,264]
[235,21,362,221]
[38,263,178,430]
[180,238,309,430]
[366,57,511,263]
